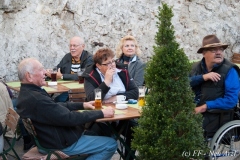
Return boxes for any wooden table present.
[96,104,140,122]
[6,80,84,94]
[96,103,141,160]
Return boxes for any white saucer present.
[114,101,128,104]
[116,104,128,110]
[48,81,58,86]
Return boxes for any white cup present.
[116,95,126,103]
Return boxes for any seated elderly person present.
[83,48,138,160]
[16,58,117,160]
[190,35,240,138]
[115,35,145,87]
[84,48,138,103]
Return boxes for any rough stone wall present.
[0,0,240,81]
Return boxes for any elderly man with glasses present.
[46,36,93,102]
[190,35,240,138]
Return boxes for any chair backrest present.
[5,108,19,133]
[22,118,88,160]
[68,88,86,102]
[0,108,21,160]
[22,118,37,138]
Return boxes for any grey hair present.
[71,36,85,45]
[18,58,38,81]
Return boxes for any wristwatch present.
[61,75,63,80]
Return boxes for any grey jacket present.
[117,56,145,86]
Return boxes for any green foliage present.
[132,3,208,160]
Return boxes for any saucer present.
[116,104,128,110]
[114,101,128,104]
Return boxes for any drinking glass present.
[94,89,102,110]
[138,86,145,107]
[77,68,85,84]
[50,67,57,81]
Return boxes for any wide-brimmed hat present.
[197,35,228,53]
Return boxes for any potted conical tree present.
[132,3,208,160]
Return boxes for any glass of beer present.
[138,86,145,107]
[50,67,57,81]
[94,89,102,110]
[77,68,85,84]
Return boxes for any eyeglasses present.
[101,60,115,66]
[69,44,81,48]
[207,47,224,53]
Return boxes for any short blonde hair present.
[116,35,142,58]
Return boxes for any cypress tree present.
[132,3,208,159]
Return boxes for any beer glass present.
[94,89,102,110]
[77,68,85,84]
[50,67,57,81]
[138,86,145,107]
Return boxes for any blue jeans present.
[62,135,117,160]
[54,92,69,102]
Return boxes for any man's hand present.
[45,69,51,78]
[83,101,95,110]
[203,72,221,82]
[56,68,63,79]
[195,104,207,114]
[101,106,115,118]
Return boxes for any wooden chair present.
[0,107,21,160]
[68,88,86,102]
[22,118,88,160]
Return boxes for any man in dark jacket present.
[16,58,117,159]
[46,36,93,102]
[190,35,240,138]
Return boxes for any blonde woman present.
[116,35,145,86]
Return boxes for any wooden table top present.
[6,80,84,94]
[96,103,141,122]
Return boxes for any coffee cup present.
[116,95,126,103]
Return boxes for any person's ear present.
[82,44,85,49]
[96,63,101,69]
[25,72,33,82]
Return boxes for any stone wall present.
[0,0,240,81]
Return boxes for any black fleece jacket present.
[16,83,103,149]
[83,63,139,101]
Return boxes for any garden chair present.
[0,107,21,160]
[22,118,88,160]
